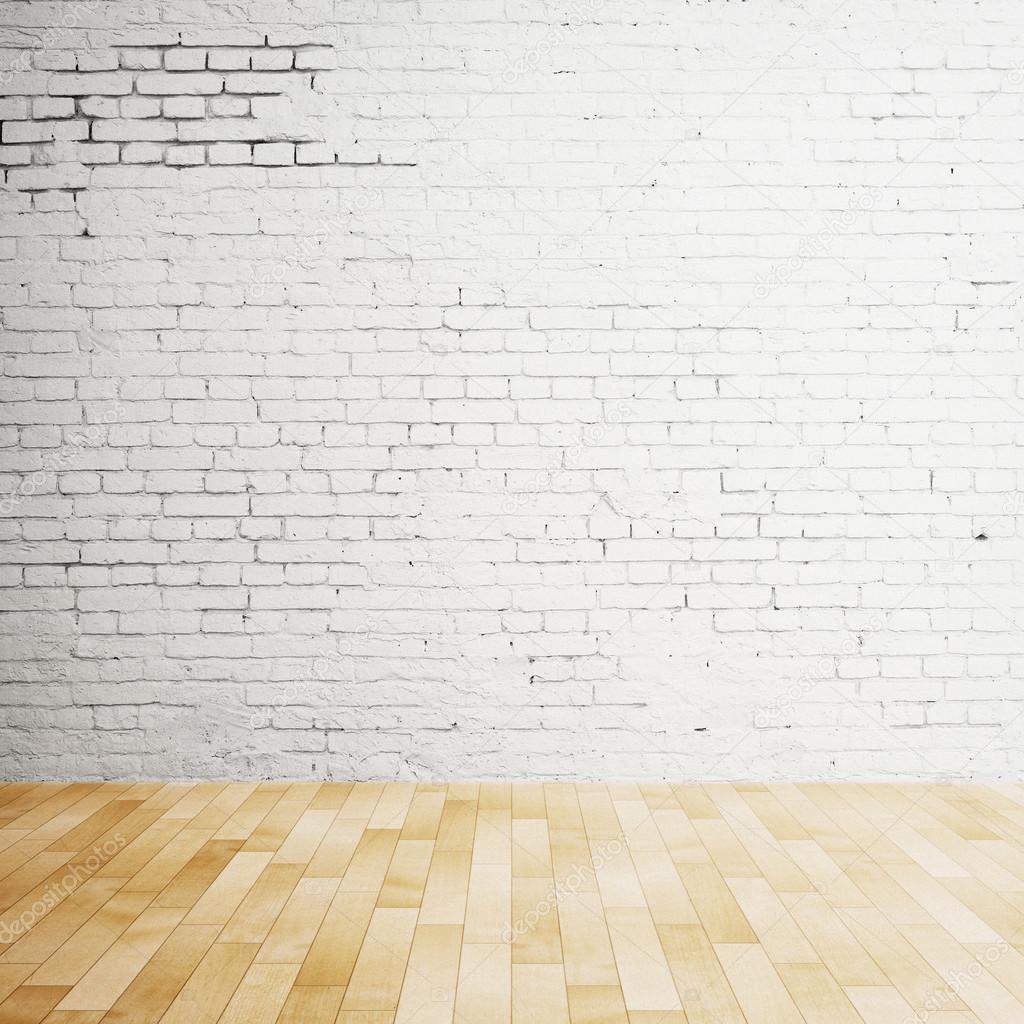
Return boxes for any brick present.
[209,95,249,116]
[32,97,75,119]
[163,48,208,71]
[92,119,176,142]
[296,142,335,164]
[208,48,252,70]
[0,146,31,165]
[253,142,295,165]
[208,142,252,164]
[136,72,224,95]
[120,142,165,163]
[120,95,162,118]
[49,72,132,96]
[224,72,292,94]
[79,96,120,118]
[294,48,337,69]
[162,96,206,119]
[3,121,57,143]
[250,49,295,71]
[74,51,119,72]
[119,48,162,70]
[164,144,205,165]
[0,98,30,120]
[77,143,120,164]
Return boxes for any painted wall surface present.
[1,0,1022,778]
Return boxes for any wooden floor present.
[1,784,1024,1023]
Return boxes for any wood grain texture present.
[0,781,1022,1022]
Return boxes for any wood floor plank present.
[512,877,562,964]
[566,985,628,1024]
[393,924,462,1024]
[455,943,511,1024]
[367,784,416,830]
[217,961,298,1024]
[401,792,446,840]
[843,985,920,1023]
[0,964,33,1001]
[714,942,806,1023]
[217,862,303,944]
[0,984,70,1024]
[341,907,418,1012]
[276,984,345,1023]
[603,908,681,1012]
[26,891,154,986]
[340,829,401,893]
[241,787,317,853]
[272,809,337,865]
[121,828,214,893]
[295,890,376,987]
[725,876,818,963]
[212,790,281,842]
[899,922,1024,1021]
[0,877,126,964]
[187,783,257,832]
[254,875,339,963]
[838,906,970,1012]
[305,816,366,878]
[151,839,244,909]
[0,780,1019,1024]
[656,923,746,1024]
[376,839,433,908]
[557,890,618,988]
[787,893,889,986]
[101,923,220,1024]
[52,906,184,1011]
[511,963,569,1024]
[182,851,272,925]
[158,942,258,1024]
[418,850,471,925]
[776,962,864,1023]
[464,862,511,944]
[627,851,699,926]
[435,801,477,853]
[675,862,757,943]
[512,819,552,878]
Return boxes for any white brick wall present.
[1,0,1023,780]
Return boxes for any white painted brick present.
[136,72,224,95]
[253,142,296,165]
[0,1,1021,782]
[164,48,208,71]
[208,142,252,164]
[163,96,207,119]
[251,49,294,71]
[49,72,132,96]
[165,144,206,165]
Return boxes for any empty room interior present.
[2,0,1024,1021]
